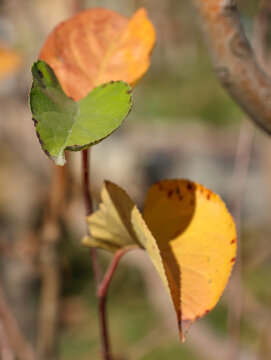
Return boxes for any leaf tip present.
[54,153,66,166]
[31,59,59,89]
[178,319,193,343]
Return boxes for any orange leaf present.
[39,8,155,100]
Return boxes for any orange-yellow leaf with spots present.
[0,42,21,81]
[143,180,236,340]
[83,180,237,341]
[39,8,155,100]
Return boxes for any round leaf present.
[39,8,156,100]
[29,60,132,165]
[143,180,236,339]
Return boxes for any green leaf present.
[29,60,132,165]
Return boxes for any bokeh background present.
[0,0,270,359]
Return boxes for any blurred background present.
[0,0,270,359]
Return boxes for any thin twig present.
[82,151,138,360]
[82,148,115,359]
[37,164,67,360]
[191,0,271,135]
[97,247,136,360]
[226,120,255,360]
[226,1,270,359]
[98,248,137,300]
[82,149,101,286]
[0,283,36,360]
[0,319,14,360]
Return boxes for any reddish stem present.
[97,248,135,360]
[0,284,36,360]
[82,148,110,359]
[82,149,93,215]
[98,248,133,299]
[82,149,101,286]
[82,149,135,360]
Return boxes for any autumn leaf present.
[39,7,155,101]
[29,60,132,165]
[82,180,237,341]
[0,42,21,81]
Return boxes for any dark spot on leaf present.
[179,196,183,201]
[168,190,173,198]
[207,192,211,200]
[38,70,44,78]
[231,257,236,263]
[110,80,114,84]
[187,183,193,191]
[205,309,210,315]
[176,188,180,195]
[102,83,107,88]
[231,238,237,245]
[127,89,132,94]
[190,200,194,205]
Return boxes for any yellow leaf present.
[82,181,140,252]
[39,8,155,101]
[83,180,237,340]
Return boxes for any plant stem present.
[226,2,270,359]
[38,164,67,360]
[82,148,111,359]
[0,283,36,360]
[226,120,255,360]
[82,150,136,359]
[82,149,101,286]
[191,0,271,134]
[97,248,135,360]
[98,248,134,299]
[82,149,93,215]
[0,319,14,360]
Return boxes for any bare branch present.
[225,2,271,359]
[0,283,36,360]
[37,164,67,360]
[0,319,14,360]
[191,0,271,135]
